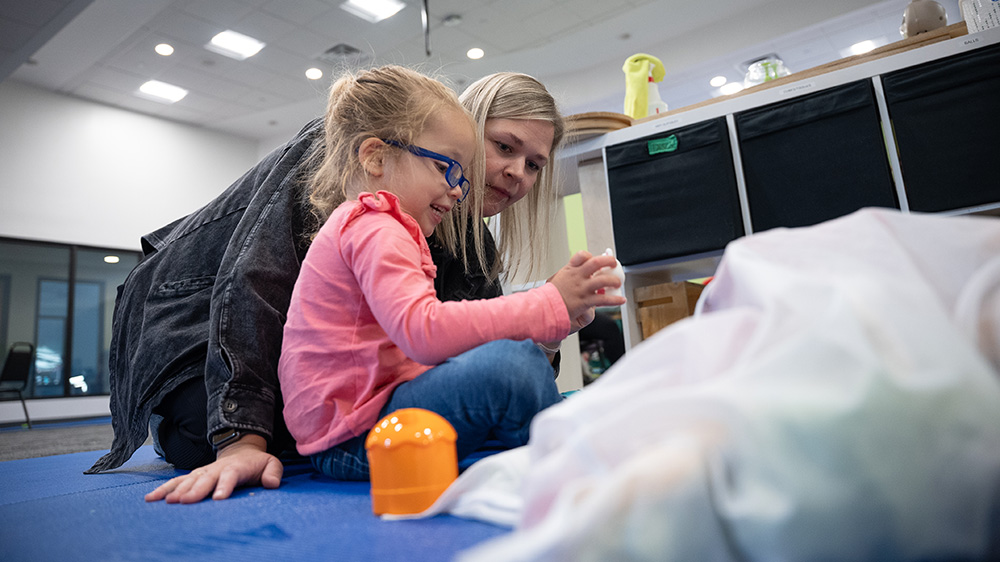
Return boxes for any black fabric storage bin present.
[735,80,898,233]
[605,117,743,266]
[882,42,1000,213]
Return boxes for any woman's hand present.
[144,433,283,504]
[549,251,627,327]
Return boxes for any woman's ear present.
[358,137,386,177]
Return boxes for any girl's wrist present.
[537,340,561,355]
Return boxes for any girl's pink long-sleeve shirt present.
[278,191,570,455]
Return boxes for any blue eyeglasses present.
[383,140,471,202]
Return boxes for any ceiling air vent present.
[316,43,370,66]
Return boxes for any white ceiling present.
[1,0,962,143]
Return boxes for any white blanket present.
[409,208,1000,561]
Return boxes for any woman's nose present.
[447,183,463,200]
[504,158,526,182]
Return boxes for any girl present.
[277,65,626,480]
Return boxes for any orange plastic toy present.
[365,408,458,515]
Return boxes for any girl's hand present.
[549,251,627,327]
[144,433,283,504]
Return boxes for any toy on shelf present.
[622,53,668,119]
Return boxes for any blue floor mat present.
[0,446,509,561]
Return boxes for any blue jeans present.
[310,339,563,481]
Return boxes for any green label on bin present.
[648,135,678,155]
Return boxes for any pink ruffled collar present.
[345,191,437,277]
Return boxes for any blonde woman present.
[439,72,588,358]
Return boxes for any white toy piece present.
[601,248,625,298]
[900,0,947,37]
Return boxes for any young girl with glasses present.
[277,65,626,480]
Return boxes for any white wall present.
[257,130,300,162]
[0,81,262,424]
[0,396,110,427]
[0,80,260,251]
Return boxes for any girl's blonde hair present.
[437,72,565,283]
[306,65,471,232]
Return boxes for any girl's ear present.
[358,137,386,177]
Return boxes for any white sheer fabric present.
[408,208,1000,561]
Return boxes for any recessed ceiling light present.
[340,0,405,23]
[137,80,188,103]
[719,82,744,96]
[154,43,174,56]
[466,47,484,60]
[205,30,265,60]
[305,67,324,80]
[104,255,120,264]
[848,40,877,56]
[709,75,727,88]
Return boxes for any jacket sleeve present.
[204,122,319,441]
[344,215,571,366]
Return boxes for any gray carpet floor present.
[0,420,149,462]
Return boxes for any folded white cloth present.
[414,208,1000,561]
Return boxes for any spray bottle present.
[623,53,668,119]
[646,75,668,116]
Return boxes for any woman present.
[439,72,566,295]
[88,71,580,504]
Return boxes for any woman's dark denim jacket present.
[87,119,501,473]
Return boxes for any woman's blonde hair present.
[306,65,471,232]
[437,72,565,284]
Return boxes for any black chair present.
[0,342,35,428]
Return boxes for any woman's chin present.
[482,191,507,217]
[481,202,502,218]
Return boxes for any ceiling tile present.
[260,0,331,27]
[149,8,225,46]
[233,86,291,109]
[197,76,254,103]
[247,44,314,80]
[168,91,228,113]
[103,40,179,78]
[154,59,232,91]
[274,27,332,59]
[563,0,636,23]
[0,19,35,52]
[2,0,65,26]
[460,3,584,52]
[177,0,255,27]
[426,0,498,17]
[74,78,136,105]
[82,64,146,93]
[234,9,299,43]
